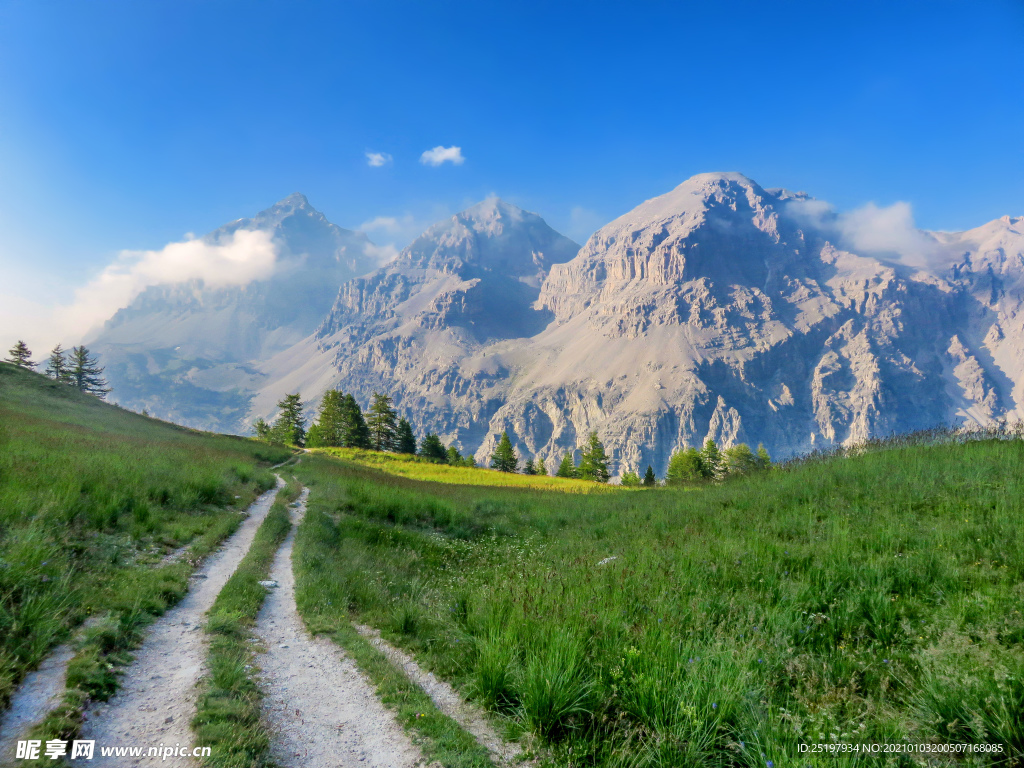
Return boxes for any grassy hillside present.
[292,435,1024,766]
[0,362,290,716]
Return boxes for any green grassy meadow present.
[0,362,290,724]
[291,439,1024,767]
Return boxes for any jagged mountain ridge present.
[251,174,1023,476]
[90,194,380,431]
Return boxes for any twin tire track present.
[3,479,514,767]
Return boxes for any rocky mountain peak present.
[396,198,579,277]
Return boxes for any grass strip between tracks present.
[192,478,300,768]
[293,496,500,768]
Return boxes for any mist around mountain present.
[90,176,1024,477]
[89,194,380,431]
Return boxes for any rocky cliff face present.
[252,174,1023,477]
[90,194,379,431]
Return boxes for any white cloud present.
[365,151,393,167]
[362,242,399,266]
[360,215,404,233]
[9,229,281,347]
[419,145,465,167]
[786,198,944,268]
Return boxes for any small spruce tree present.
[643,465,656,487]
[755,443,772,471]
[253,417,271,440]
[69,346,110,398]
[523,458,537,475]
[419,433,448,463]
[578,432,610,483]
[555,452,578,478]
[310,390,346,447]
[490,431,518,473]
[700,439,723,480]
[366,392,398,451]
[395,418,417,454]
[272,393,306,446]
[535,457,548,476]
[45,344,71,382]
[4,340,35,368]
[339,394,371,448]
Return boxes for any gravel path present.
[0,644,76,765]
[355,625,527,767]
[78,479,283,766]
[255,490,424,768]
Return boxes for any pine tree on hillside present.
[555,452,577,478]
[272,393,306,447]
[419,433,448,463]
[308,390,346,447]
[665,447,702,485]
[395,418,417,454]
[535,457,548,476]
[700,439,723,479]
[490,431,518,473]
[523,458,537,475]
[45,344,71,382]
[366,392,398,451]
[69,346,110,399]
[578,432,611,483]
[5,340,35,368]
[339,394,371,448]
[755,444,772,471]
[643,465,656,487]
[253,418,271,440]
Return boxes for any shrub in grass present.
[518,631,595,741]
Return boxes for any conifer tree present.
[272,393,306,446]
[535,457,548,476]
[446,445,464,465]
[419,433,448,463]
[45,344,71,382]
[755,444,772,471]
[643,465,656,487]
[578,432,610,483]
[395,418,417,454]
[366,392,398,451]
[555,452,577,478]
[5,340,35,368]
[339,394,371,448]
[69,346,110,398]
[253,417,271,441]
[490,431,518,473]
[523,458,537,475]
[665,447,702,485]
[309,390,346,447]
[700,439,723,479]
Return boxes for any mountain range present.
[90,173,1024,475]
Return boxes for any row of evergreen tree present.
[4,340,110,398]
[253,388,771,484]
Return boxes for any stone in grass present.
[259,580,279,588]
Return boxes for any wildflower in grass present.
[712,702,717,709]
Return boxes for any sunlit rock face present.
[94,177,1024,477]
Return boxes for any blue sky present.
[1,0,1023,344]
